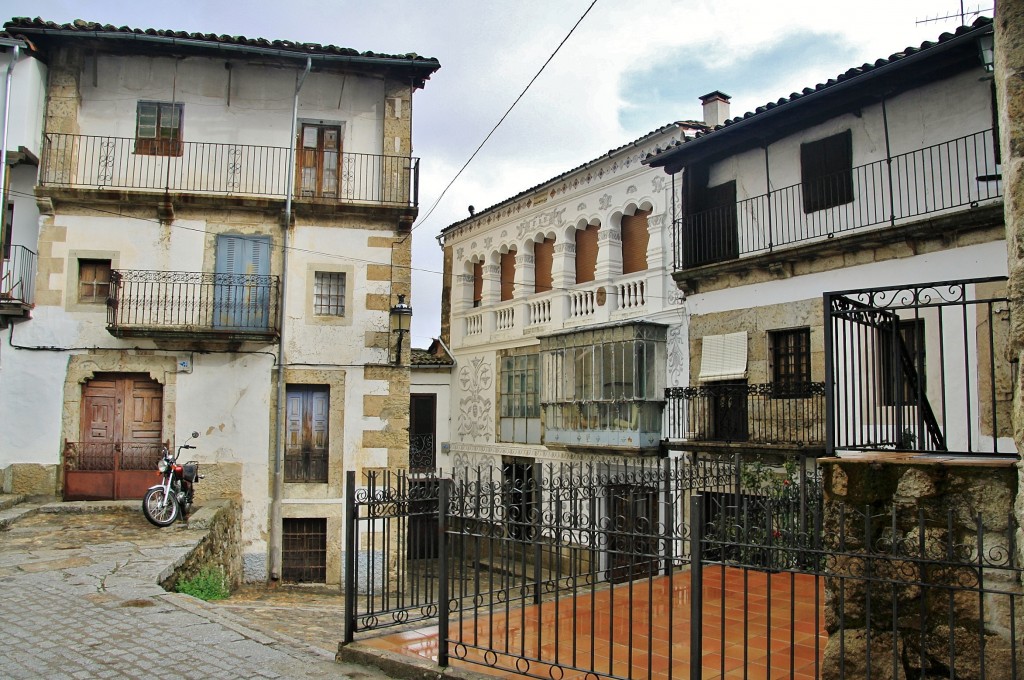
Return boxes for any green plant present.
[175,566,230,601]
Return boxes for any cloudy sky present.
[3,0,989,345]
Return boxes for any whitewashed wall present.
[76,55,385,153]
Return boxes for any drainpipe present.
[270,56,311,581]
[0,45,20,257]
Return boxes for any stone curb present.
[338,643,493,680]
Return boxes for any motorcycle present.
[142,431,202,527]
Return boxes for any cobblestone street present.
[0,499,391,680]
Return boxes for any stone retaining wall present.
[820,457,1021,680]
[159,499,244,592]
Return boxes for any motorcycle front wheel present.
[142,487,179,527]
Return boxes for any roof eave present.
[9,26,441,84]
[646,21,993,173]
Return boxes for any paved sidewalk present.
[0,498,393,680]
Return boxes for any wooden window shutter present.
[621,209,651,275]
[472,262,483,304]
[575,225,599,284]
[500,251,516,301]
[534,238,554,293]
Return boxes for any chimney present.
[699,91,731,128]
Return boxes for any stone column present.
[551,242,575,289]
[594,227,621,281]
[994,0,1024,574]
[480,263,501,307]
[513,252,534,299]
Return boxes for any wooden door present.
[605,483,659,583]
[298,124,342,197]
[66,373,163,500]
[285,386,329,483]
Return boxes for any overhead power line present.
[406,0,599,237]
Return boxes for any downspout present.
[0,45,19,257]
[270,56,311,581]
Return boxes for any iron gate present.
[344,457,1022,680]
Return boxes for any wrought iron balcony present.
[674,130,1002,270]
[664,382,826,446]
[106,269,281,341]
[1,245,36,318]
[41,133,419,208]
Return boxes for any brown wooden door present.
[298,124,341,197]
[67,373,163,500]
[285,386,329,483]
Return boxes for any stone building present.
[0,17,439,585]
[647,18,1011,463]
[438,116,711,476]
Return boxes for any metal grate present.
[282,517,327,583]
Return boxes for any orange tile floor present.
[363,566,827,680]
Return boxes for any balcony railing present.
[41,133,419,207]
[674,130,1002,270]
[664,382,826,445]
[825,277,1014,457]
[1,245,36,306]
[106,269,281,340]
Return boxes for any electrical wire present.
[7,184,685,304]
[404,0,599,237]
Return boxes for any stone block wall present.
[160,499,244,592]
[820,459,1021,680]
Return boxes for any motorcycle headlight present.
[158,459,169,473]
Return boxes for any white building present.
[438,118,709,473]
[0,18,439,585]
[647,18,1010,460]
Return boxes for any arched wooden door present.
[65,373,164,500]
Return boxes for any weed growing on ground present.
[176,566,230,601]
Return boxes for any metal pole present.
[0,44,20,261]
[343,471,356,644]
[438,475,450,667]
[532,461,543,605]
[270,56,311,580]
[689,494,704,680]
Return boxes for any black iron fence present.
[1,245,36,304]
[674,130,1002,270]
[343,456,1022,680]
[824,276,1014,456]
[664,381,826,445]
[40,133,420,207]
[409,434,436,472]
[106,269,281,339]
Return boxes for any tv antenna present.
[916,2,992,27]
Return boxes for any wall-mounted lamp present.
[390,293,412,365]
[978,33,995,73]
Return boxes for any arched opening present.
[534,237,555,293]
[621,208,652,275]
[500,247,517,301]
[575,223,600,284]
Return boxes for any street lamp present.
[978,33,994,73]
[390,293,412,365]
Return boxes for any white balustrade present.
[495,305,515,331]
[465,313,483,336]
[569,289,597,319]
[527,298,552,326]
[616,278,647,311]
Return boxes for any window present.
[472,261,483,307]
[800,129,853,213]
[684,173,738,267]
[880,318,925,406]
[534,237,554,293]
[78,259,111,304]
[574,224,599,284]
[770,328,812,397]
[135,101,183,156]
[285,385,329,483]
[298,123,342,197]
[3,202,12,260]
[282,517,327,583]
[500,250,516,302]
[313,271,346,316]
[499,353,540,444]
[540,322,667,447]
[621,209,651,275]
